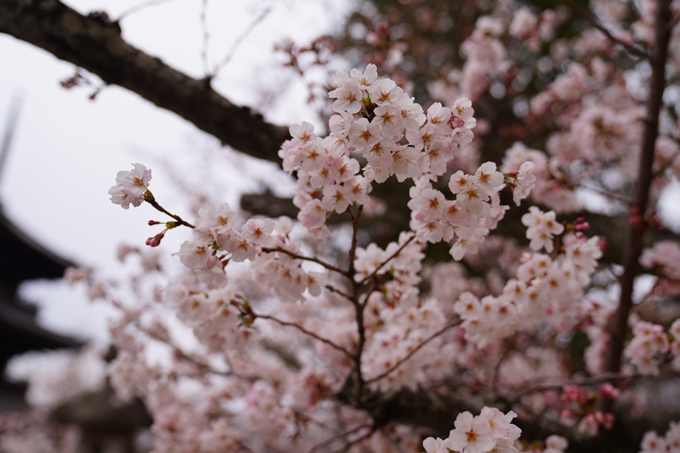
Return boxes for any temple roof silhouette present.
[0,205,81,411]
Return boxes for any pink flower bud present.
[599,383,620,399]
[146,231,165,247]
[595,411,614,429]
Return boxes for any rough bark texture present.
[0,0,290,164]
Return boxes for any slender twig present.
[563,0,649,59]
[365,318,461,384]
[651,147,680,179]
[236,441,257,453]
[329,424,378,453]
[262,247,347,275]
[604,0,673,381]
[491,337,515,392]
[253,313,354,359]
[144,192,196,228]
[307,423,373,453]
[135,322,234,378]
[293,409,339,434]
[503,372,637,404]
[211,6,273,77]
[349,205,367,406]
[200,0,210,78]
[359,278,378,308]
[324,284,353,301]
[116,0,179,21]
[577,183,632,206]
[379,428,407,453]
[562,411,589,439]
[358,234,416,286]
[346,205,363,277]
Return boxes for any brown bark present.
[604,0,674,375]
[0,0,290,164]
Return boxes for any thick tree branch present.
[243,189,680,265]
[604,0,674,376]
[0,0,290,163]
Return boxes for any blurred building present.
[0,205,81,412]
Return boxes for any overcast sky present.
[0,0,353,341]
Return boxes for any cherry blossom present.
[521,207,565,253]
[24,15,680,450]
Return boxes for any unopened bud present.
[146,231,165,247]
[599,382,620,399]
[598,237,608,251]
[630,215,643,226]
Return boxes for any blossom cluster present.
[278,64,534,257]
[639,421,680,453]
[93,56,680,453]
[454,233,602,348]
[0,410,80,453]
[408,162,509,260]
[641,241,680,296]
[521,206,565,253]
[427,5,654,218]
[108,163,152,209]
[625,319,680,375]
[422,407,524,453]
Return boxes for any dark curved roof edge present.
[0,205,83,374]
[0,205,77,291]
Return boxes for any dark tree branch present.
[358,234,415,286]
[308,423,372,453]
[0,0,290,163]
[261,246,348,276]
[253,312,354,359]
[604,0,674,376]
[241,187,416,249]
[364,318,461,385]
[243,189,680,266]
